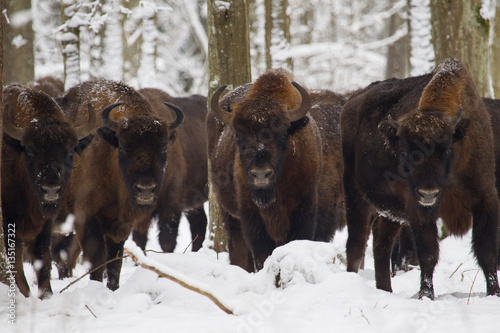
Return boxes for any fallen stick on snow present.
[124,241,235,315]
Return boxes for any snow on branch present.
[123,240,236,315]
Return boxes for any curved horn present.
[386,115,400,130]
[163,102,185,131]
[75,103,96,140]
[101,102,122,132]
[287,82,311,122]
[2,104,25,142]
[210,85,233,124]
[451,108,463,129]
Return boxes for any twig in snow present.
[59,255,127,294]
[124,248,234,315]
[449,263,463,278]
[467,270,480,305]
[183,234,199,254]
[85,304,97,318]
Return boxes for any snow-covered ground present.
[2,207,500,333]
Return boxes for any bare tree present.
[386,0,408,79]
[492,4,500,97]
[430,0,492,97]
[264,0,292,71]
[3,0,34,84]
[207,0,251,253]
[60,0,81,90]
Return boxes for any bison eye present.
[400,149,408,159]
[444,147,453,157]
[25,148,34,158]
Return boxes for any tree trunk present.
[407,0,435,76]
[386,0,408,79]
[430,0,491,97]
[264,0,291,71]
[122,0,142,83]
[3,0,34,84]
[492,5,500,98]
[207,0,251,253]
[61,0,81,90]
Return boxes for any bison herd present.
[2,58,500,301]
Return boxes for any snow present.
[2,211,500,332]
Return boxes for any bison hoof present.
[418,288,435,300]
[107,281,119,291]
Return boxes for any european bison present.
[28,76,65,98]
[55,79,184,290]
[342,58,500,299]
[207,68,345,272]
[2,84,94,298]
[132,88,208,253]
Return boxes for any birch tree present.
[3,0,34,84]
[207,0,251,253]
[61,0,81,90]
[407,0,435,76]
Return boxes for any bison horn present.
[210,85,233,124]
[163,102,185,131]
[451,108,463,129]
[287,82,311,123]
[75,103,96,140]
[2,104,25,142]
[386,115,400,130]
[101,102,122,132]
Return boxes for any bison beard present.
[251,186,276,208]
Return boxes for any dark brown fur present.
[28,76,65,98]
[342,58,500,299]
[207,69,345,272]
[2,84,93,298]
[54,79,181,290]
[132,88,208,252]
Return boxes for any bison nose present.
[41,185,61,202]
[249,167,274,186]
[135,183,157,205]
[417,188,440,206]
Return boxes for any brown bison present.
[2,84,94,298]
[54,79,184,290]
[207,68,345,272]
[342,58,500,299]
[132,88,208,253]
[28,76,65,98]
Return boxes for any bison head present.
[97,102,184,207]
[211,81,311,208]
[3,102,95,218]
[380,108,469,216]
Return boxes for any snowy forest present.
[2,0,500,332]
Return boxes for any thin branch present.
[85,304,97,318]
[124,248,234,315]
[467,270,480,305]
[449,263,463,278]
[59,255,127,294]
[183,234,199,254]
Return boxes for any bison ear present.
[75,134,94,155]
[378,120,398,144]
[97,126,119,147]
[452,117,470,142]
[288,116,309,135]
[3,136,24,152]
[169,131,177,145]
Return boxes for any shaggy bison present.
[132,88,208,253]
[207,68,345,272]
[342,58,500,299]
[55,79,184,290]
[2,84,94,298]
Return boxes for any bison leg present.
[344,198,372,272]
[105,239,124,291]
[409,215,439,300]
[372,216,401,293]
[472,196,500,296]
[52,232,75,279]
[132,216,152,252]
[158,209,182,252]
[80,218,106,282]
[13,237,31,298]
[185,206,207,251]
[222,209,253,272]
[391,224,418,274]
[32,220,54,299]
